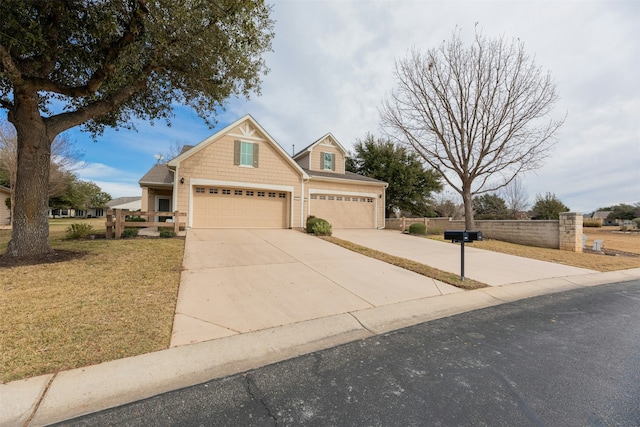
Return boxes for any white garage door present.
[192,186,288,228]
[309,194,375,228]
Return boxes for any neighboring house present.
[0,186,11,225]
[591,210,616,226]
[139,115,387,229]
[106,196,142,212]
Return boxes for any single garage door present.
[192,186,288,228]
[310,194,375,228]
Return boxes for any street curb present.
[2,270,639,426]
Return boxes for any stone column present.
[559,212,583,252]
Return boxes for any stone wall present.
[385,213,583,252]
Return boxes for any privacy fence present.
[386,212,583,252]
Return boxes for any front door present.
[157,197,171,222]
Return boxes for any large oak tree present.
[0,0,273,257]
[381,30,564,229]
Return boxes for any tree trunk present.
[5,90,53,257]
[462,181,475,230]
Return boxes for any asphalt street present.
[56,280,640,426]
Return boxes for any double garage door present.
[309,194,375,229]
[192,186,288,228]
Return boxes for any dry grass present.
[428,226,640,272]
[322,236,487,290]
[0,219,184,383]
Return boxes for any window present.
[195,187,205,193]
[336,196,343,201]
[322,152,335,171]
[278,193,286,198]
[319,195,326,200]
[367,198,373,203]
[209,188,218,194]
[246,190,254,196]
[222,189,231,195]
[344,197,350,202]
[234,189,243,195]
[234,140,259,167]
[257,191,265,197]
[268,192,276,198]
[328,196,335,200]
[310,194,317,199]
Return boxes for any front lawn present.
[0,219,184,383]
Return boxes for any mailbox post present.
[444,230,483,280]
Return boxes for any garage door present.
[310,194,375,228]
[192,186,288,228]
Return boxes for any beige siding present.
[140,187,150,211]
[0,189,10,225]
[175,124,303,228]
[308,143,345,174]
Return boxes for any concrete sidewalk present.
[2,229,638,426]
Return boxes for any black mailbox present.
[444,230,483,242]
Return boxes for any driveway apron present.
[171,229,461,347]
[333,229,596,286]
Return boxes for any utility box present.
[444,230,483,242]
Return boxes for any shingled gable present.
[292,133,347,160]
[167,114,308,178]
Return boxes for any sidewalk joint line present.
[23,372,57,427]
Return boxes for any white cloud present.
[56,0,638,213]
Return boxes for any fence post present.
[106,209,113,239]
[173,211,180,234]
[115,209,123,239]
[401,217,406,232]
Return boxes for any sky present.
[67,0,639,214]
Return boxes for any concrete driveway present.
[333,229,596,286]
[171,229,462,347]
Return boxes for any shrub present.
[408,222,427,235]
[306,216,323,233]
[312,220,332,236]
[65,223,94,239]
[126,216,147,222]
[159,230,176,238]
[583,219,602,228]
[121,228,139,238]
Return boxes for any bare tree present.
[381,29,564,229]
[163,139,192,162]
[501,176,530,218]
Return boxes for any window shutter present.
[331,153,335,171]
[320,152,325,169]
[233,140,240,165]
[252,143,259,168]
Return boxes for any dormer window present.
[234,140,259,168]
[322,152,335,171]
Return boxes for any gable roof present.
[303,169,387,186]
[139,163,173,186]
[168,114,308,178]
[292,133,348,160]
[106,196,142,208]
